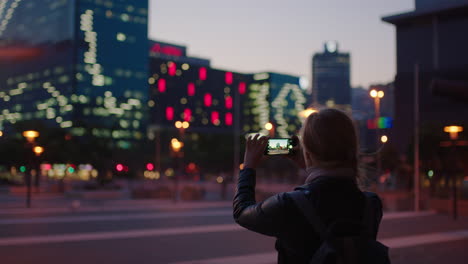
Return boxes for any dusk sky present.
[149,0,414,89]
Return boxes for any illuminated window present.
[199,67,207,80]
[168,62,176,76]
[187,83,195,96]
[166,107,174,120]
[158,78,166,93]
[225,72,233,85]
[183,108,192,122]
[116,33,126,41]
[225,112,233,126]
[204,93,212,107]
[238,82,246,94]
[211,111,220,126]
[225,96,233,109]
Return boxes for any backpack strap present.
[360,193,374,238]
[289,190,328,240]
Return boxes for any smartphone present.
[265,138,293,155]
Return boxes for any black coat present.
[233,168,383,264]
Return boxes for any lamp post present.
[22,130,39,208]
[170,137,183,202]
[443,125,463,220]
[370,89,384,184]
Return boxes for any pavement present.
[0,196,468,264]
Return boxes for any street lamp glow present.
[171,138,183,152]
[377,91,384,98]
[182,121,190,129]
[264,122,273,131]
[381,135,388,143]
[175,121,182,129]
[370,89,378,98]
[33,146,44,156]
[22,130,39,142]
[444,125,463,140]
[299,108,317,118]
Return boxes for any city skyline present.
[149,0,414,89]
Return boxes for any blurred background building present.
[311,41,351,110]
[382,0,468,154]
[0,0,149,150]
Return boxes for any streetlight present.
[443,125,464,220]
[170,137,183,202]
[370,89,384,182]
[22,130,39,208]
[381,135,388,143]
[265,122,274,137]
[33,146,44,156]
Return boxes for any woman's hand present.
[287,135,306,169]
[243,134,268,170]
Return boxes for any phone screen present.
[265,138,293,155]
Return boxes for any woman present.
[233,108,383,263]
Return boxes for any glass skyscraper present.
[0,0,148,150]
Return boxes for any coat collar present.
[304,167,356,184]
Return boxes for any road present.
[0,200,467,264]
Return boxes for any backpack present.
[289,190,390,264]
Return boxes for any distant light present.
[325,41,337,53]
[253,73,269,81]
[428,170,434,178]
[199,67,207,80]
[187,83,195,96]
[299,108,317,118]
[146,163,154,171]
[116,164,124,172]
[116,33,126,41]
[377,91,384,98]
[175,121,183,129]
[68,167,75,173]
[381,135,388,143]
[444,125,463,140]
[238,82,246,94]
[166,107,174,120]
[211,111,220,125]
[204,93,212,107]
[158,78,166,93]
[182,63,190,70]
[225,72,233,85]
[23,130,39,140]
[216,176,224,184]
[33,146,44,156]
[0,131,2,137]
[183,108,192,122]
[182,121,190,129]
[20,166,26,173]
[370,89,378,98]
[265,122,273,131]
[225,96,233,109]
[299,77,309,90]
[168,62,176,76]
[225,112,233,126]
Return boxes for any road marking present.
[0,224,243,246]
[170,229,468,264]
[0,209,233,225]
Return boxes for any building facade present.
[312,41,351,107]
[245,72,307,138]
[0,0,149,150]
[382,0,468,153]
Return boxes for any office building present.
[245,72,307,138]
[382,0,468,153]
[0,0,149,150]
[312,41,351,107]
